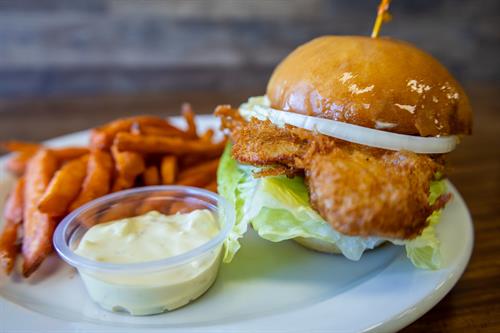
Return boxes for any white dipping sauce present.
[74,210,222,315]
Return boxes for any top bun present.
[267,36,472,136]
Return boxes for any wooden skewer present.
[371,0,392,38]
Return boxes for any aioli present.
[74,209,222,315]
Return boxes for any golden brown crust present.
[267,36,472,136]
[306,148,440,239]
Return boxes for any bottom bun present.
[294,237,385,254]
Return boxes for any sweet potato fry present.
[205,180,218,193]
[177,158,220,180]
[182,103,198,139]
[135,197,170,215]
[53,147,89,161]
[111,146,145,192]
[3,177,25,224]
[69,150,113,211]
[114,132,226,157]
[131,123,191,138]
[95,201,138,225]
[200,128,215,142]
[161,156,177,185]
[0,141,41,154]
[0,177,25,274]
[143,165,160,186]
[90,116,179,150]
[38,155,89,216]
[5,152,33,176]
[22,149,59,277]
[0,219,19,275]
[4,147,88,176]
[177,159,219,187]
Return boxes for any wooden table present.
[0,86,499,332]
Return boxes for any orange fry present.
[0,219,19,275]
[205,180,218,193]
[178,158,220,180]
[131,123,191,138]
[0,141,41,154]
[182,103,198,139]
[177,159,219,188]
[53,147,89,161]
[95,202,138,226]
[161,156,177,185]
[200,128,215,142]
[143,165,161,186]
[69,150,113,211]
[114,132,226,157]
[111,146,145,192]
[0,178,25,274]
[38,155,89,216]
[22,149,59,277]
[5,152,33,176]
[135,197,170,215]
[3,177,25,224]
[90,116,179,150]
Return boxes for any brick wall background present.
[0,0,499,99]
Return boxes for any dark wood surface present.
[0,86,499,332]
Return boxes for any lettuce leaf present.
[218,143,448,269]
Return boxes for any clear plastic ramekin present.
[53,186,234,316]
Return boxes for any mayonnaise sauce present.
[74,210,222,315]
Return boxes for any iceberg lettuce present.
[218,143,447,269]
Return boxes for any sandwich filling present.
[216,98,451,269]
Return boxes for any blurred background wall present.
[0,0,499,99]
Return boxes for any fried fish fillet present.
[216,106,445,240]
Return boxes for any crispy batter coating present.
[307,148,440,239]
[216,106,445,239]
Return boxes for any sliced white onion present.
[239,99,458,154]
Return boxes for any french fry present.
[200,128,215,142]
[53,147,89,161]
[111,146,145,192]
[69,150,113,211]
[176,158,219,187]
[161,156,177,185]
[0,141,41,154]
[90,116,180,150]
[131,123,191,138]
[38,155,89,216]
[5,152,33,176]
[3,177,25,224]
[4,147,89,176]
[143,165,160,186]
[168,201,194,214]
[182,103,198,139]
[114,132,226,157]
[95,201,138,225]
[22,149,59,277]
[205,180,218,193]
[177,158,220,180]
[0,219,19,275]
[135,197,170,215]
[0,177,25,274]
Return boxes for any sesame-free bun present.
[267,36,472,137]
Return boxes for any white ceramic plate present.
[0,115,473,333]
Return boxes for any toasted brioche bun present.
[267,36,472,137]
[294,237,385,255]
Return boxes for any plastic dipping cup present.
[53,186,235,316]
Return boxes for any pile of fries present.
[0,105,225,277]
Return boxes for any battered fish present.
[215,105,446,240]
